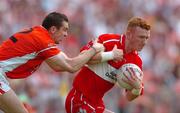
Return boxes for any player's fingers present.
[122,77,134,87]
[139,71,144,78]
[126,68,136,81]
[92,37,98,44]
[113,45,117,50]
[127,67,141,81]
[122,72,135,85]
[129,67,139,80]
[124,69,141,89]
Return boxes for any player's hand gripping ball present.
[116,63,143,90]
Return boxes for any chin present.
[55,42,59,44]
[136,48,142,51]
[138,46,144,51]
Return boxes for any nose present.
[64,31,68,38]
[144,38,148,44]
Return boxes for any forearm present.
[126,90,139,101]
[87,52,102,64]
[66,47,96,72]
[126,86,143,101]
[87,51,115,64]
[46,48,96,73]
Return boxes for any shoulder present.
[99,33,121,41]
[124,52,143,69]
[98,33,122,45]
[97,34,125,52]
[32,26,56,49]
[32,26,50,40]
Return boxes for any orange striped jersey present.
[0,26,60,79]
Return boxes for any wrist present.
[91,46,97,53]
[101,51,114,62]
[131,88,141,95]
[131,84,144,96]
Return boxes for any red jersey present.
[0,26,60,79]
[73,34,142,104]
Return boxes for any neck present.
[125,44,132,54]
[124,35,133,54]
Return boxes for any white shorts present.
[0,71,11,95]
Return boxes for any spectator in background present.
[0,12,104,113]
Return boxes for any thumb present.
[113,45,118,50]
[92,37,98,44]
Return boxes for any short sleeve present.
[80,37,103,52]
[38,46,60,59]
[35,35,61,59]
[80,41,93,52]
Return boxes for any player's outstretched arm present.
[45,40,104,73]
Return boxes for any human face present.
[127,27,150,52]
[50,21,69,44]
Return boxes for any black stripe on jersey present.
[9,36,18,43]
[18,28,33,34]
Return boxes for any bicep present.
[45,52,71,72]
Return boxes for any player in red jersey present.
[0,12,104,113]
[65,17,151,113]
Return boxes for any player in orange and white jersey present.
[65,17,151,113]
[0,12,104,113]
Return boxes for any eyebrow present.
[139,35,149,39]
[63,26,69,30]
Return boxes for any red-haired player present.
[65,17,151,113]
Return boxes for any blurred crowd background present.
[0,0,179,113]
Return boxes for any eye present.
[63,27,69,32]
[139,36,148,39]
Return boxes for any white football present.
[116,63,143,90]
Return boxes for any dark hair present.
[127,17,151,30]
[42,12,69,30]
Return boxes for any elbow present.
[56,66,80,73]
[53,68,77,73]
[67,67,79,73]
[52,67,63,72]
[68,69,77,73]
[53,67,78,73]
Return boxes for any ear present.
[126,30,131,38]
[49,26,57,33]
[126,29,134,39]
